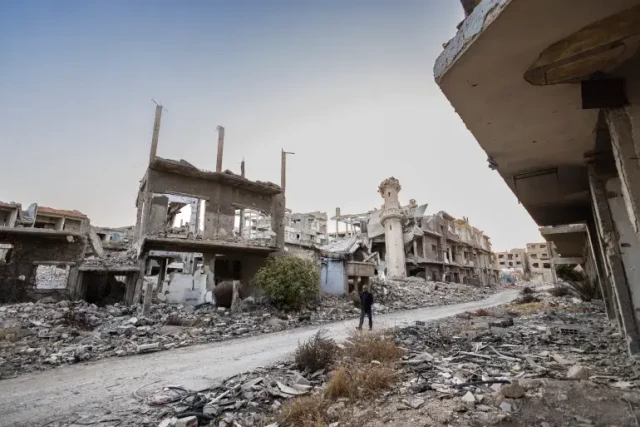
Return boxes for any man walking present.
[357,286,374,330]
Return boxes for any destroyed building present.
[435,0,640,353]
[241,209,327,262]
[0,203,90,303]
[526,242,554,282]
[495,244,556,283]
[326,177,499,289]
[318,235,376,294]
[494,248,528,274]
[131,109,285,314]
[0,200,143,306]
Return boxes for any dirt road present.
[0,289,519,426]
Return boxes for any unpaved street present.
[0,290,518,427]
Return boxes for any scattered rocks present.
[0,278,497,379]
[499,400,513,412]
[501,381,525,399]
[175,415,197,427]
[136,342,160,353]
[567,364,591,380]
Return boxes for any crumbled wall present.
[146,168,274,240]
[0,234,85,303]
[285,244,320,263]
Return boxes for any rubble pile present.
[43,287,640,427]
[0,299,330,379]
[370,277,496,312]
[0,279,497,379]
[82,247,138,269]
[383,289,640,426]
[143,361,321,427]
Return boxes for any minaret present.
[379,177,406,278]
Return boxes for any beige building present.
[494,248,527,273]
[526,242,554,282]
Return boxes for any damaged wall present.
[0,233,86,303]
[144,167,275,240]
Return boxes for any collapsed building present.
[0,199,142,306]
[0,202,92,302]
[129,108,286,315]
[435,0,640,353]
[0,107,287,310]
[320,177,499,293]
[241,209,328,261]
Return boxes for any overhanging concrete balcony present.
[434,0,640,226]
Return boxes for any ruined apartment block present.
[321,177,499,293]
[495,248,528,273]
[526,242,554,282]
[494,244,555,283]
[132,108,285,313]
[0,202,91,303]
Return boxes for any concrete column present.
[239,160,245,236]
[216,126,225,173]
[141,256,154,317]
[124,273,138,305]
[270,193,286,251]
[548,244,558,285]
[588,164,640,354]
[133,255,148,308]
[422,237,427,260]
[606,108,640,239]
[149,104,162,165]
[156,258,167,297]
[586,216,616,320]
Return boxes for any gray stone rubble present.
[106,286,640,427]
[0,278,498,379]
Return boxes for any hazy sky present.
[0,0,542,251]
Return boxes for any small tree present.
[252,256,320,310]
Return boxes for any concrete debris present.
[500,380,525,398]
[499,400,512,412]
[148,360,327,427]
[46,285,640,427]
[174,416,197,427]
[567,364,591,380]
[0,279,495,379]
[369,277,496,311]
[380,286,639,425]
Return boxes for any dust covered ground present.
[0,278,499,380]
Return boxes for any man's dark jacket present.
[360,290,374,313]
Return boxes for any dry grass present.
[516,294,541,305]
[277,394,327,427]
[325,363,396,400]
[275,330,401,427]
[324,366,354,399]
[342,330,404,364]
[509,301,547,315]
[472,308,490,317]
[295,330,339,372]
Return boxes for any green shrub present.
[252,256,320,310]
